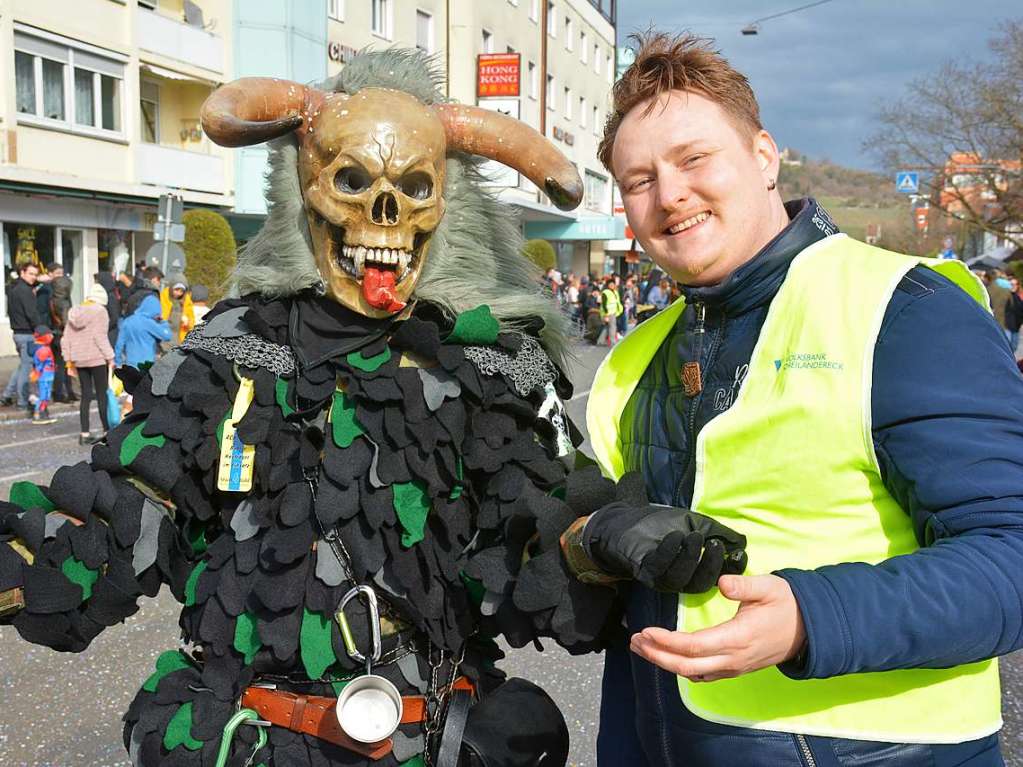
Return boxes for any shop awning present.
[141,63,217,86]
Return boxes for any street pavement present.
[0,343,1022,765]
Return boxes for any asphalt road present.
[1,343,1022,766]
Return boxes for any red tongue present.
[362,266,406,313]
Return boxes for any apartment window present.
[565,17,573,50]
[530,0,539,22]
[546,74,555,110]
[607,53,614,83]
[508,0,518,5]
[137,0,157,9]
[580,31,587,62]
[547,2,556,37]
[594,44,600,73]
[579,96,586,127]
[416,10,433,53]
[371,0,392,38]
[481,28,494,54]
[585,170,608,213]
[564,86,572,119]
[528,61,537,99]
[592,105,599,135]
[14,31,124,136]
[328,0,344,21]
[140,80,159,143]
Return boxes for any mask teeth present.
[339,244,416,280]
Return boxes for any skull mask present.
[201,77,582,317]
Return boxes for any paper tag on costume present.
[217,377,255,493]
[537,381,573,457]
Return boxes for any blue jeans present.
[3,333,34,407]
[597,583,1003,766]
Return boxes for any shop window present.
[14,29,125,138]
[3,223,56,271]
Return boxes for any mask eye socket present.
[398,172,433,201]
[335,166,372,194]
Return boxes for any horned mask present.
[200,78,582,317]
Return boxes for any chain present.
[462,335,557,397]
[181,324,296,377]
[421,639,465,767]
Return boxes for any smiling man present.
[583,32,1023,766]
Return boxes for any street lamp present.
[741,0,837,36]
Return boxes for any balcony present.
[136,143,225,195]
[136,7,223,74]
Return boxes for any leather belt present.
[241,677,475,760]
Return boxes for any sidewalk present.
[0,354,80,423]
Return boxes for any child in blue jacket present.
[114,294,171,368]
[29,325,56,424]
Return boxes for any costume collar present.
[289,294,399,369]
[681,198,839,317]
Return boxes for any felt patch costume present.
[0,51,622,767]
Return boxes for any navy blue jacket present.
[603,199,1020,765]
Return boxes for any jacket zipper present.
[795,734,817,767]
[676,301,723,506]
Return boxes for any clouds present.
[618,0,1014,168]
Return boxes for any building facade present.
[0,0,232,354]
[0,0,618,355]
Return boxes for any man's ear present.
[753,129,781,186]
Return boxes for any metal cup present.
[335,673,404,743]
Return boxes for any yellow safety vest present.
[587,234,1002,743]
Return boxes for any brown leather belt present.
[240,677,475,760]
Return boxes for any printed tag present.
[217,377,256,493]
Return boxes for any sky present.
[615,0,1018,170]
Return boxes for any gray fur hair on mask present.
[231,48,572,365]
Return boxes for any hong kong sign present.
[477,53,521,97]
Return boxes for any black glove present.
[582,502,747,593]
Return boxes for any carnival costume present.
[0,51,746,766]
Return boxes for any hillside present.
[777,154,911,242]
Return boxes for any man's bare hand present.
[629,574,805,682]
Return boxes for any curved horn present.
[200,77,309,148]
[434,104,583,211]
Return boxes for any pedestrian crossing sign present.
[896,172,920,193]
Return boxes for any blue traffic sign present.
[896,171,920,194]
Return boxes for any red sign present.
[477,53,520,97]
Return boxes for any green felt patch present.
[275,377,295,417]
[10,482,54,512]
[119,421,166,467]
[142,650,192,692]
[61,556,99,602]
[392,481,430,548]
[183,561,207,607]
[446,305,499,345]
[460,571,484,608]
[185,520,207,556]
[330,679,350,696]
[346,347,392,372]
[163,702,203,752]
[234,611,261,664]
[330,391,364,448]
[300,608,335,679]
[448,457,464,500]
[216,411,230,448]
[400,756,427,767]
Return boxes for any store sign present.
[552,126,574,146]
[525,217,625,241]
[477,53,520,97]
[328,41,358,64]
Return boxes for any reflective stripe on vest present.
[587,234,1002,743]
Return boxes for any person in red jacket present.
[28,325,56,425]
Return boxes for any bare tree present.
[865,21,1023,250]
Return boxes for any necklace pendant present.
[681,361,703,397]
